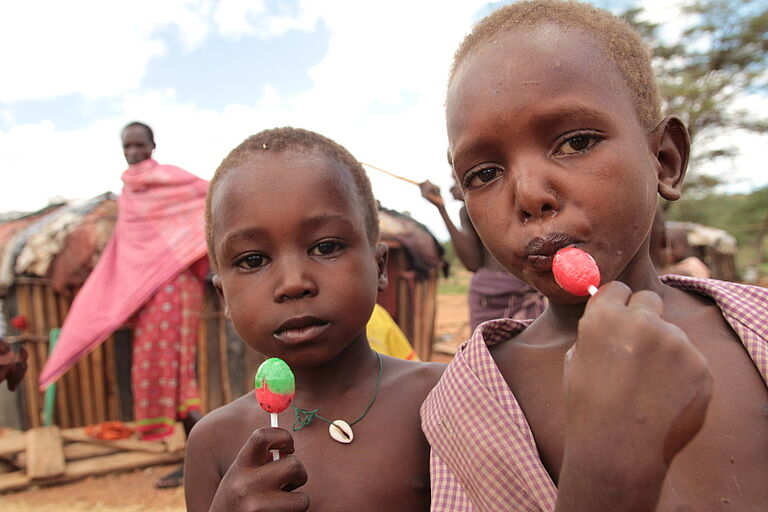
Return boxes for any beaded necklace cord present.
[292,352,383,432]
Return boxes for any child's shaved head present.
[451,0,661,131]
[205,127,380,270]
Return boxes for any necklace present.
[292,352,383,444]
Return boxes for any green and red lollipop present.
[254,357,295,460]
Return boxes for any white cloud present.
[0,0,211,102]
[214,0,321,38]
[699,92,768,193]
[0,0,487,239]
[213,0,269,37]
[1,0,765,243]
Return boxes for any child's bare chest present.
[291,410,431,511]
[492,338,569,481]
[656,309,768,510]
[219,388,431,511]
[494,310,768,510]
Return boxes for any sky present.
[1,0,766,241]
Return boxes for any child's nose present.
[273,260,318,303]
[512,165,560,224]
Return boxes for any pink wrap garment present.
[39,159,209,389]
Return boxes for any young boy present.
[421,2,768,511]
[185,127,444,511]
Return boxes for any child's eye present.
[234,253,268,269]
[555,134,602,155]
[310,240,345,257]
[463,166,502,189]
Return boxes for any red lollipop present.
[552,247,601,296]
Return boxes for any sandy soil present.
[0,464,187,512]
[0,293,470,511]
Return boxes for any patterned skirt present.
[132,269,202,440]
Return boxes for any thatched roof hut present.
[666,220,738,281]
[0,194,446,431]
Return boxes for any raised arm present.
[419,180,484,271]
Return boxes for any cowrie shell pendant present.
[329,420,354,443]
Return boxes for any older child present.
[185,127,444,511]
[421,2,768,511]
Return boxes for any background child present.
[0,336,26,390]
[421,1,767,511]
[367,303,420,361]
[420,155,545,330]
[185,127,444,511]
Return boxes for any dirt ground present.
[0,293,470,511]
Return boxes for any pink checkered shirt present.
[421,276,768,511]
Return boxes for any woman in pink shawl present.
[41,122,209,488]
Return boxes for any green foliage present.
[438,240,470,294]
[623,0,768,184]
[441,240,457,268]
[668,186,767,241]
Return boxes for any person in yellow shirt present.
[366,304,419,361]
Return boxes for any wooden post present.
[66,364,84,427]
[45,287,71,428]
[197,311,209,413]
[218,315,232,404]
[31,283,49,383]
[17,285,41,429]
[57,294,79,427]
[103,336,120,421]
[78,354,95,426]
[91,344,106,423]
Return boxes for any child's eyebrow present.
[453,104,616,164]
[218,214,357,253]
[219,226,268,253]
[530,104,613,131]
[300,213,356,232]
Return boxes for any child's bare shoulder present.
[382,356,445,390]
[187,393,262,467]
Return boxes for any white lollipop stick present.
[270,413,280,461]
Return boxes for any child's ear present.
[211,274,229,318]
[651,115,690,202]
[375,242,389,291]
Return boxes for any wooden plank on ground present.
[61,428,167,453]
[0,450,184,493]
[0,470,29,492]
[25,426,65,478]
[162,423,186,453]
[15,442,119,468]
[0,431,26,458]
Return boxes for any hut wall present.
[5,260,437,428]
[377,243,437,362]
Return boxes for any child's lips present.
[524,232,582,272]
[527,254,554,272]
[274,317,330,344]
